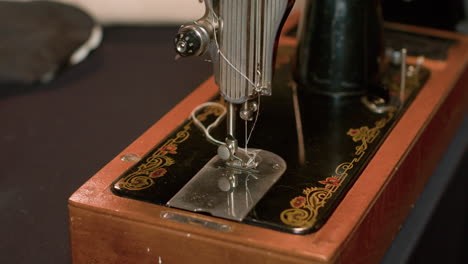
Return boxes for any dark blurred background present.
[0,1,467,263]
[383,0,466,32]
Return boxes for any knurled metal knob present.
[174,24,210,57]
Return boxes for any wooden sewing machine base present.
[69,20,468,264]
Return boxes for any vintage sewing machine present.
[69,1,468,263]
[110,0,429,233]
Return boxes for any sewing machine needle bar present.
[227,102,236,139]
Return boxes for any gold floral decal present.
[116,104,224,191]
[280,111,395,228]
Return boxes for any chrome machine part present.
[362,48,423,114]
[175,0,294,103]
[213,0,293,103]
[216,135,238,162]
[240,100,258,121]
[361,95,396,114]
[160,211,232,233]
[174,24,212,57]
[215,102,240,163]
[226,102,236,139]
[174,1,291,173]
[167,149,286,221]
[399,48,408,106]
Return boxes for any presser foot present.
[217,143,260,170]
[167,149,286,221]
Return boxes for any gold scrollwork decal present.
[116,104,224,191]
[280,111,395,228]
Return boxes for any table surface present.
[0,26,466,264]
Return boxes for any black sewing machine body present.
[111,0,452,234]
[111,55,430,234]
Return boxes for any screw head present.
[120,154,140,162]
[217,145,231,161]
[176,41,187,53]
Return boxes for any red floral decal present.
[150,168,167,178]
[159,145,178,155]
[347,129,360,137]
[319,177,341,187]
[347,127,370,142]
[290,196,306,208]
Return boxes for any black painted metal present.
[112,51,430,234]
[295,0,385,96]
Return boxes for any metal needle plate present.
[167,149,286,221]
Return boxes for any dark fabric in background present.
[382,0,465,31]
[0,27,212,263]
[0,1,95,85]
[0,20,467,264]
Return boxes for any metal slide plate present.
[167,150,286,221]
